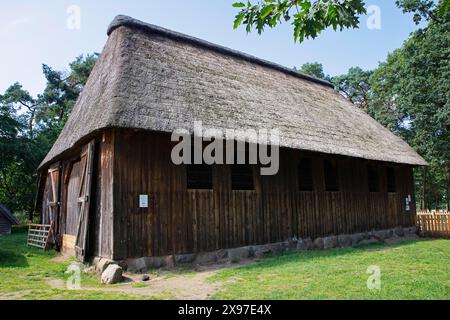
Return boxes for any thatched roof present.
[39,15,426,168]
[0,204,19,225]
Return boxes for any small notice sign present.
[139,194,148,208]
[405,196,411,212]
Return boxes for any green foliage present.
[295,62,332,81]
[303,0,449,209]
[395,0,447,24]
[0,54,98,215]
[232,0,366,43]
[369,0,449,209]
[333,67,372,112]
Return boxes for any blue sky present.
[0,0,421,96]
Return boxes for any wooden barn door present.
[41,163,61,249]
[74,140,95,262]
[41,164,61,225]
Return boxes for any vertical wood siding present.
[44,130,115,259]
[0,216,11,234]
[111,130,416,260]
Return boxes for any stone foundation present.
[103,226,418,273]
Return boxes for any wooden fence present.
[416,211,450,238]
[27,223,52,249]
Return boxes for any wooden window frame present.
[298,158,314,191]
[186,164,213,190]
[387,167,397,193]
[230,164,255,191]
[324,159,339,192]
[367,164,380,193]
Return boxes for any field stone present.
[174,253,197,264]
[404,226,417,235]
[140,274,150,281]
[253,244,274,257]
[303,238,313,250]
[127,257,147,273]
[313,237,324,250]
[161,255,175,268]
[363,232,372,240]
[227,246,251,261]
[270,242,286,253]
[296,238,308,251]
[144,257,163,269]
[385,229,394,239]
[95,258,115,274]
[323,236,338,249]
[351,233,364,245]
[216,249,229,262]
[338,235,353,247]
[101,264,123,284]
[394,227,405,237]
[286,238,298,250]
[194,251,218,265]
[373,230,387,240]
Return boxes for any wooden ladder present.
[27,223,53,250]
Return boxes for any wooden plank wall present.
[0,216,12,234]
[112,130,416,260]
[42,130,115,259]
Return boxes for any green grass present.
[0,231,167,300]
[1,229,449,300]
[209,240,450,300]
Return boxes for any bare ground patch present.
[46,260,251,300]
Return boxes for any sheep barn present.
[36,16,426,264]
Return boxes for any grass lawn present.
[210,239,450,300]
[1,228,449,300]
[0,229,169,300]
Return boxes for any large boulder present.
[351,233,364,245]
[253,244,272,257]
[227,246,251,261]
[268,242,285,254]
[313,237,324,250]
[194,251,218,265]
[338,235,353,248]
[143,256,175,269]
[323,236,338,249]
[126,257,147,273]
[404,226,417,236]
[373,230,388,240]
[297,238,314,251]
[285,238,298,251]
[161,255,175,268]
[394,227,405,237]
[296,238,308,251]
[95,258,115,274]
[385,229,394,239]
[174,253,197,264]
[216,249,229,262]
[101,264,123,284]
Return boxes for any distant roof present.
[0,204,19,225]
[39,15,426,168]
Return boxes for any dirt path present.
[47,262,249,299]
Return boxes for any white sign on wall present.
[405,195,411,212]
[139,194,149,208]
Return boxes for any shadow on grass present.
[0,249,29,268]
[223,238,433,273]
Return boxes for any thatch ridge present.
[107,15,334,88]
[39,15,426,169]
